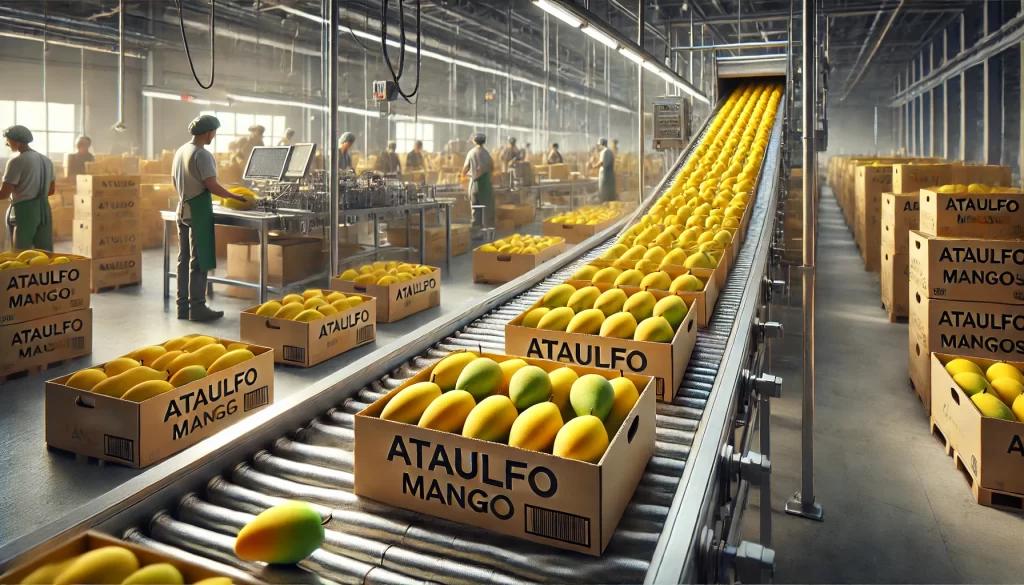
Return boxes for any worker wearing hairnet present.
[375,141,401,176]
[546,143,563,165]
[339,132,356,172]
[405,140,425,172]
[462,134,494,227]
[64,135,95,179]
[1,125,55,251]
[278,128,296,146]
[500,136,521,171]
[172,115,248,322]
[591,138,616,202]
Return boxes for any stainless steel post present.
[943,29,949,159]
[785,0,823,522]
[637,0,645,204]
[760,395,772,546]
[327,0,339,277]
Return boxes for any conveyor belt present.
[108,104,785,585]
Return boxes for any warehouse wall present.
[825,104,893,158]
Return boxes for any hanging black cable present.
[380,0,421,102]
[174,0,215,89]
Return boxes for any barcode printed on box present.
[430,291,440,305]
[524,505,591,547]
[357,325,374,344]
[104,435,135,461]
[244,386,270,411]
[283,345,306,363]
[70,336,86,351]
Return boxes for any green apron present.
[13,154,53,251]
[472,171,494,227]
[185,190,217,271]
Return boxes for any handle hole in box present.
[627,416,639,443]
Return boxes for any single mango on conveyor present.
[234,501,326,564]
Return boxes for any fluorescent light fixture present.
[642,61,663,74]
[142,88,231,106]
[534,0,584,28]
[582,25,618,49]
[619,47,645,65]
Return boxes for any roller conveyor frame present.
[0,92,786,584]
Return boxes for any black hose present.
[174,0,215,89]
[379,0,421,103]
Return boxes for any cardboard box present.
[542,214,621,244]
[497,203,536,227]
[0,308,92,378]
[45,335,274,467]
[74,191,140,223]
[505,295,697,402]
[72,218,141,258]
[240,293,376,367]
[880,251,909,322]
[473,240,566,284]
[909,231,1024,305]
[331,267,441,323]
[951,164,1013,187]
[547,163,570,181]
[76,174,140,198]
[918,188,1024,239]
[908,291,1024,413]
[90,253,142,290]
[854,165,892,263]
[215,225,259,259]
[50,205,75,242]
[0,252,90,326]
[387,224,470,264]
[353,352,655,556]
[930,353,1024,496]
[892,163,952,193]
[880,192,920,255]
[0,532,249,585]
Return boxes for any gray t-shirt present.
[2,150,55,203]
[600,147,615,171]
[172,142,218,221]
[463,146,493,180]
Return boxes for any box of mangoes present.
[472,234,566,284]
[918,184,1024,239]
[241,289,376,367]
[353,351,655,556]
[930,353,1024,503]
[0,249,90,325]
[0,531,250,585]
[332,261,440,323]
[542,205,623,243]
[504,282,697,402]
[45,335,274,467]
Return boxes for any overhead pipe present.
[0,30,147,58]
[327,0,339,280]
[113,0,126,132]
[840,0,905,102]
[672,40,789,51]
[0,5,165,46]
[664,3,965,26]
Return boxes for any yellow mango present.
[256,301,282,317]
[234,501,325,564]
[120,563,184,585]
[169,365,208,388]
[553,415,609,463]
[431,351,478,391]
[381,381,442,424]
[105,357,141,376]
[66,368,107,391]
[509,402,563,452]
[121,380,175,402]
[604,377,640,437]
[53,546,138,585]
[131,345,167,367]
[208,349,256,374]
[273,302,305,320]
[418,389,477,433]
[150,351,182,372]
[91,367,168,398]
[181,335,218,352]
[462,395,518,442]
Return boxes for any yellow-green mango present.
[169,365,208,388]
[431,351,478,391]
[623,291,656,322]
[381,382,442,424]
[541,283,576,308]
[53,546,138,585]
[567,308,605,335]
[509,402,564,452]
[634,316,675,343]
[604,377,640,437]
[537,307,574,331]
[669,273,704,292]
[971,392,1016,421]
[591,266,622,285]
[599,312,637,339]
[654,295,688,330]
[121,563,184,585]
[462,395,518,442]
[945,358,984,377]
[553,415,609,463]
[508,365,553,411]
[639,271,672,291]
[454,357,503,400]
[418,390,476,433]
[234,501,325,564]
[953,372,990,397]
[570,374,615,420]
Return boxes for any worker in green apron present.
[172,115,249,322]
[592,137,617,202]
[462,133,494,228]
[1,125,55,251]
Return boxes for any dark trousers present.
[176,221,209,313]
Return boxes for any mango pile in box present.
[518,282,689,343]
[943,357,1024,422]
[378,351,640,462]
[572,251,708,292]
[252,288,368,322]
[546,204,621,226]
[335,260,435,286]
[11,544,231,585]
[476,234,563,254]
[63,335,257,401]
[0,249,73,269]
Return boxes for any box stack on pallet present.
[854,162,893,271]
[74,175,143,292]
[140,183,176,249]
[879,191,919,321]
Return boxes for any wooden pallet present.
[0,359,66,385]
[930,417,1024,513]
[91,281,141,294]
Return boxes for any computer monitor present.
[243,146,292,181]
[283,143,316,180]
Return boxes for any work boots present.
[189,305,224,322]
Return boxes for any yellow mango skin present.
[193,579,233,585]
[294,309,325,323]
[234,501,325,564]
[634,316,675,343]
[281,293,304,305]
[986,362,1024,385]
[623,291,656,323]
[566,309,605,335]
[273,302,305,320]
[971,392,1016,420]
[66,368,107,391]
[303,297,327,310]
[19,558,75,584]
[418,390,477,433]
[593,288,628,317]
[463,395,518,442]
[166,351,206,375]
[508,365,553,411]
[945,358,984,377]
[547,367,578,421]
[591,266,622,284]
[569,374,615,420]
[599,312,637,339]
[509,402,563,452]
[169,365,208,388]
[150,351,182,372]
[120,563,184,585]
[520,307,549,328]
[604,377,640,437]
[987,378,1024,407]
[92,367,168,398]
[430,351,478,391]
[208,349,256,374]
[256,301,282,317]
[382,382,442,424]
[553,415,610,463]
[105,357,141,376]
[953,372,990,397]
[181,335,218,352]
[120,380,175,402]
[566,286,601,313]
[498,358,529,395]
[131,346,167,367]
[192,343,228,368]
[537,307,575,331]
[162,337,188,352]
[1013,394,1024,422]
[54,546,139,585]
[541,283,576,308]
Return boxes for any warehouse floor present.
[743,188,1024,583]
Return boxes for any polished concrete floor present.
[743,189,1024,583]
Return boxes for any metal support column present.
[896,75,903,153]
[983,0,1002,165]
[327,0,339,276]
[637,0,646,203]
[959,14,967,160]
[928,45,935,157]
[918,53,925,156]
[785,0,823,522]
[943,29,950,159]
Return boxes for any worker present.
[248,125,266,148]
[501,136,521,171]
[278,128,296,146]
[375,141,401,175]
[462,133,494,228]
[338,132,356,172]
[522,142,532,160]
[64,135,95,179]
[172,115,248,322]
[611,139,620,156]
[546,143,563,165]
[405,140,425,172]
[591,137,616,202]
[1,125,55,251]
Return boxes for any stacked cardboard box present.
[140,183,176,249]
[73,175,142,291]
[386,224,471,264]
[879,192,919,321]
[224,236,325,299]
[854,163,893,271]
[907,186,1024,414]
[50,182,77,242]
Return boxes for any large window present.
[0,101,75,156]
[200,111,288,154]
[395,122,434,153]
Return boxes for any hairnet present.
[340,132,356,145]
[472,133,486,145]
[3,125,33,143]
[285,128,295,137]
[76,135,92,146]
[599,138,608,147]
[507,136,517,145]
[551,143,559,149]
[248,125,265,134]
[189,115,221,136]
[387,141,397,150]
